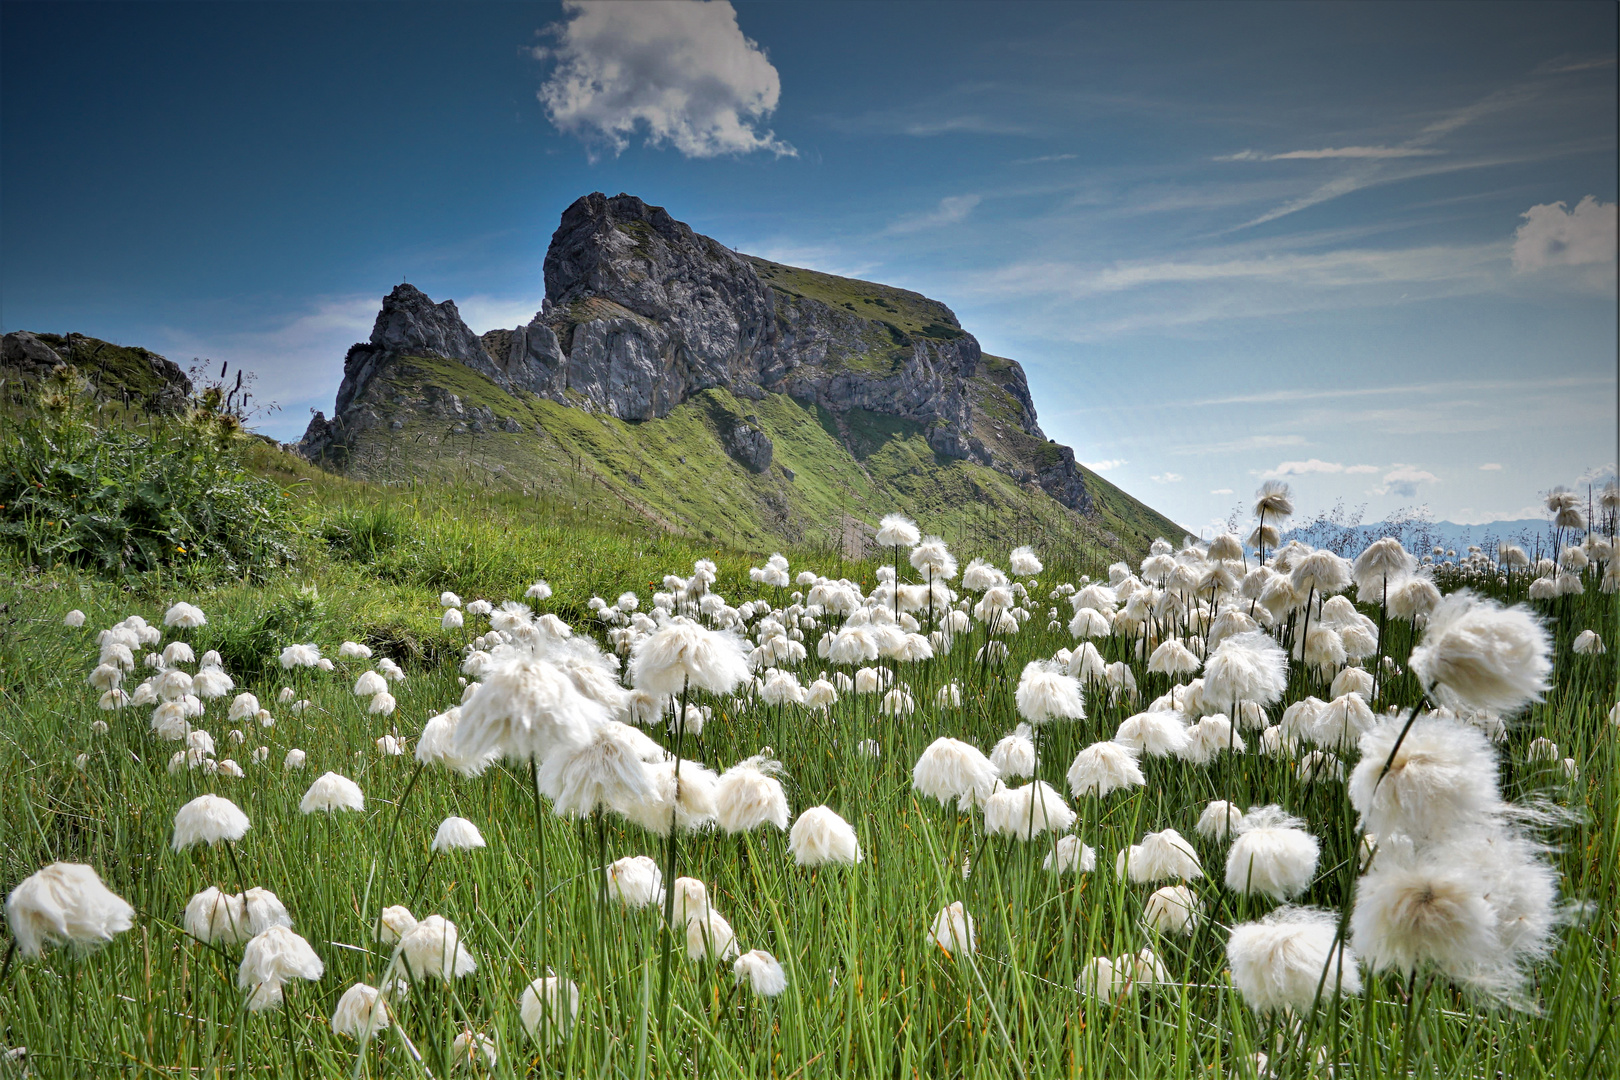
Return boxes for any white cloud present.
[1217,146,1445,162]
[536,0,794,159]
[1373,464,1441,498]
[1256,459,1378,479]
[1511,196,1617,271]
[1210,488,1234,495]
[887,194,981,234]
[1013,153,1078,165]
[1150,472,1183,483]
[456,294,547,334]
[1082,458,1127,472]
[1479,463,1503,471]
[1171,433,1305,456]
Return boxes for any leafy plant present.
[0,367,297,579]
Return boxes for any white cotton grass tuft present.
[715,755,791,834]
[520,976,579,1042]
[1348,715,1502,844]
[1014,661,1085,725]
[237,925,324,1011]
[1043,835,1096,874]
[183,887,290,945]
[299,772,364,814]
[788,805,862,866]
[989,723,1038,778]
[1202,632,1289,709]
[619,758,720,836]
[1117,828,1202,883]
[1147,638,1201,677]
[1067,740,1145,798]
[1226,906,1360,1016]
[1225,806,1320,900]
[5,862,136,958]
[431,816,486,852]
[606,855,665,909]
[283,749,307,771]
[912,738,999,808]
[733,949,789,997]
[1113,709,1189,758]
[453,652,608,766]
[64,609,87,628]
[686,909,740,961]
[876,513,921,548]
[379,905,417,944]
[1179,715,1244,765]
[163,602,207,628]
[172,794,251,851]
[537,720,661,817]
[1307,692,1376,748]
[629,616,751,697]
[1009,545,1043,577]
[353,670,388,697]
[1143,885,1202,935]
[330,982,391,1040]
[1409,590,1551,716]
[1197,800,1243,841]
[927,901,976,957]
[983,781,1076,840]
[393,914,476,982]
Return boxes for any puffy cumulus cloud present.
[1256,459,1379,480]
[537,0,794,159]
[1373,465,1440,499]
[1082,458,1127,473]
[1511,196,1616,272]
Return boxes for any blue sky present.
[3,1,1614,533]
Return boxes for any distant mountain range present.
[1285,517,1587,559]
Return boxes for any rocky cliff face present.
[299,192,1093,514]
[2,330,193,411]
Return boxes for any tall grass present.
[0,487,1614,1079]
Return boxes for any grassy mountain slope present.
[338,354,1185,561]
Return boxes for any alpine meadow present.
[2,2,1617,1079]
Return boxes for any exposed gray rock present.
[298,192,1094,514]
[3,330,193,413]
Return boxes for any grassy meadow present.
[0,403,1617,1079]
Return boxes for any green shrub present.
[0,368,297,579]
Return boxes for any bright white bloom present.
[432,816,486,852]
[1075,955,1129,1000]
[526,580,554,601]
[606,856,664,909]
[733,949,788,996]
[539,720,661,816]
[1225,806,1319,900]
[1114,710,1189,758]
[367,691,396,717]
[520,976,579,1041]
[394,914,475,982]
[989,724,1037,778]
[1015,661,1085,725]
[440,591,462,609]
[283,748,307,770]
[442,609,464,631]
[1147,639,1201,677]
[1348,716,1502,843]
[5,862,135,958]
[927,901,975,956]
[331,982,390,1040]
[1308,693,1376,748]
[1043,835,1096,874]
[454,652,607,765]
[984,781,1076,840]
[876,513,921,548]
[715,757,790,834]
[1202,632,1288,709]
[379,905,417,944]
[163,603,207,628]
[1409,591,1551,715]
[353,670,388,697]
[1143,885,1202,935]
[1180,715,1245,765]
[162,641,195,666]
[337,641,372,659]
[238,925,323,1011]
[685,909,740,961]
[1196,800,1243,842]
[1572,630,1605,655]
[788,806,862,866]
[64,609,87,628]
[960,558,1007,592]
[1067,740,1145,798]
[278,644,321,669]
[1009,546,1043,577]
[299,772,364,814]
[172,794,251,851]
[1227,906,1360,1015]
[912,738,999,808]
[1117,828,1202,883]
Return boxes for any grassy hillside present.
[332,354,1183,564]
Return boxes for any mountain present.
[296,192,1185,556]
[2,330,193,412]
[1285,517,1574,559]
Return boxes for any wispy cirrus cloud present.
[1216,146,1445,162]
[887,194,982,234]
[1255,459,1379,479]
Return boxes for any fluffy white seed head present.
[788,805,862,866]
[1348,716,1503,844]
[394,914,475,982]
[733,949,788,996]
[1015,661,1085,725]
[1067,740,1145,798]
[299,773,364,814]
[1143,885,1202,935]
[1225,807,1319,900]
[912,738,999,807]
[1043,835,1096,874]
[520,976,579,1042]
[606,855,665,909]
[5,862,135,958]
[172,794,250,851]
[927,901,976,956]
[1410,591,1551,715]
[431,816,486,852]
[715,757,790,834]
[1227,906,1360,1015]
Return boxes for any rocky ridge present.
[299,192,1095,515]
